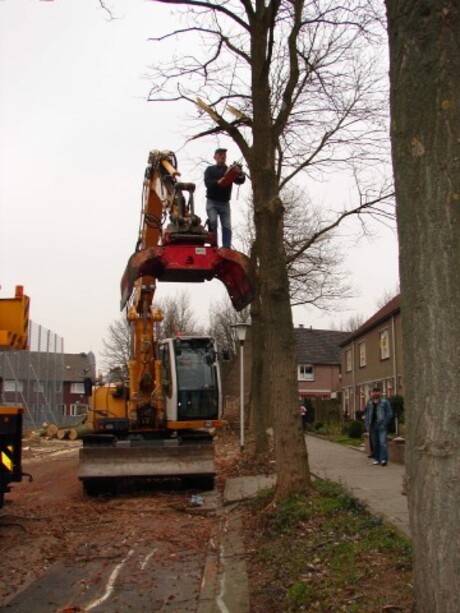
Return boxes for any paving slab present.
[223,474,276,505]
[223,435,409,537]
[305,435,410,537]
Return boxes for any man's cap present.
[372,386,381,392]
[214,148,227,154]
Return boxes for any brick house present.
[61,352,96,416]
[339,295,403,418]
[221,326,347,404]
[295,326,349,401]
[0,351,95,427]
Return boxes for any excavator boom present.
[78,149,253,494]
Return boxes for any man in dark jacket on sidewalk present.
[365,387,393,466]
[204,148,246,248]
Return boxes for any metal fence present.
[0,321,69,429]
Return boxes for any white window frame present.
[33,380,45,393]
[70,382,86,394]
[55,403,66,415]
[70,403,88,416]
[358,341,366,367]
[379,328,390,360]
[345,349,352,372]
[298,364,314,381]
[3,379,24,393]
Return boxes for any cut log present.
[57,428,69,440]
[46,424,59,438]
[68,424,93,440]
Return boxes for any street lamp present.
[231,322,250,450]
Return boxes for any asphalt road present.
[0,443,221,613]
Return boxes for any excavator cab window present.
[173,338,182,356]
[159,343,173,399]
[174,339,219,420]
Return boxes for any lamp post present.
[231,323,250,450]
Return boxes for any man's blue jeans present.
[370,423,389,463]
[206,199,232,248]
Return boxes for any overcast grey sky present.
[1,0,399,361]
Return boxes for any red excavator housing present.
[121,244,255,312]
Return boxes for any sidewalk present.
[224,434,410,537]
[304,435,409,537]
[212,435,409,612]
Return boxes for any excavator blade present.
[120,245,255,311]
[78,444,215,482]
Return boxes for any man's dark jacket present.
[204,164,246,202]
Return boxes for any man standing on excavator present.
[204,148,246,248]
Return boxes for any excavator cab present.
[78,336,223,494]
[159,337,222,426]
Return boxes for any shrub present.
[304,398,315,423]
[314,421,324,431]
[390,395,405,423]
[346,419,366,439]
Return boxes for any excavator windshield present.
[174,339,219,421]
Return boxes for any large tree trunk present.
[250,264,270,453]
[249,10,312,497]
[386,2,460,611]
[252,168,312,497]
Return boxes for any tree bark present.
[248,9,312,497]
[68,424,93,440]
[252,165,312,497]
[385,2,460,611]
[249,269,270,454]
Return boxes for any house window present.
[380,329,390,360]
[3,379,24,393]
[344,387,350,414]
[70,403,88,416]
[55,403,66,415]
[33,380,45,393]
[358,342,366,367]
[345,349,352,372]
[298,364,314,381]
[70,382,86,394]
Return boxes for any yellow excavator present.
[78,150,254,494]
[0,285,31,507]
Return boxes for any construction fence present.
[0,321,74,429]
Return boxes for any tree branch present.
[148,0,250,32]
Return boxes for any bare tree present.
[208,296,250,358]
[100,291,203,377]
[100,316,131,379]
[154,292,204,339]
[375,284,400,309]
[386,1,460,610]
[330,313,365,332]
[283,187,354,309]
[145,0,393,498]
